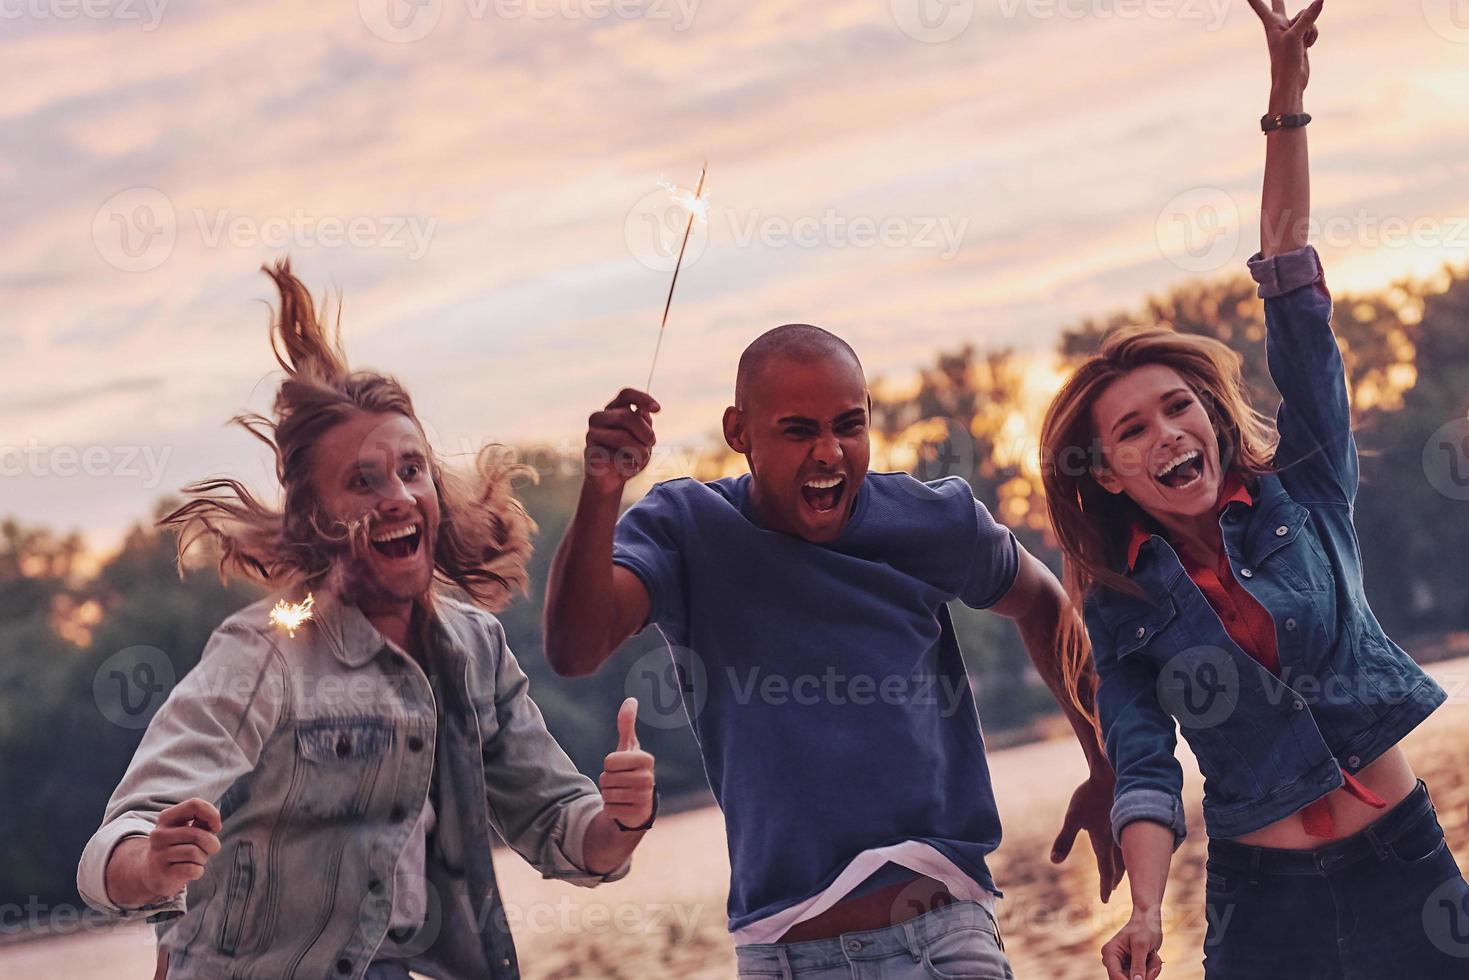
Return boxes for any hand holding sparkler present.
[584,388,660,497]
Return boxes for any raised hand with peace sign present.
[1247,0,1323,90]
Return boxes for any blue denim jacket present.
[1084,246,1447,846]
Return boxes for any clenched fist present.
[106,798,222,907]
[584,389,660,497]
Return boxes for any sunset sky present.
[6,0,1469,552]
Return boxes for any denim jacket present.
[1085,246,1447,846]
[77,590,628,980]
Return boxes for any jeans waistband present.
[1207,778,1435,877]
[735,900,996,973]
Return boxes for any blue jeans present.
[1203,779,1469,978]
[735,901,1014,979]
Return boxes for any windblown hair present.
[1040,327,1278,607]
[160,258,535,612]
[1036,327,1277,730]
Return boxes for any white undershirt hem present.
[731,840,1000,946]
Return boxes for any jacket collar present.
[1125,470,1255,573]
[311,589,390,668]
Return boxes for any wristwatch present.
[1261,112,1311,133]
[614,787,659,832]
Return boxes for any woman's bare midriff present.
[1228,744,1418,849]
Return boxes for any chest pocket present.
[1114,596,1180,662]
[1246,502,1332,595]
[294,718,392,820]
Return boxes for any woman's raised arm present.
[1248,0,1323,258]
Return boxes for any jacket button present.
[391,806,407,822]
[407,735,425,752]
[1285,618,1298,631]
[1347,755,1361,768]
[368,878,382,892]
[1275,525,1289,537]
[1240,568,1254,578]
[1135,627,1146,639]
[336,959,352,974]
[1293,700,1305,711]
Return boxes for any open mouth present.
[370,523,422,561]
[800,474,846,515]
[1154,450,1204,491]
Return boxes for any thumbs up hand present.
[598,697,657,831]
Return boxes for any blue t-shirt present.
[612,471,1020,932]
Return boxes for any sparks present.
[269,593,315,638]
[646,163,709,394]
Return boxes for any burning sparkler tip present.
[269,593,315,638]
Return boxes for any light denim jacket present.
[77,590,628,980]
[1085,246,1447,847]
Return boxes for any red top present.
[1126,472,1385,838]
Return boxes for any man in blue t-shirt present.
[544,324,1120,976]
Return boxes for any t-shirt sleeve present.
[957,495,1020,610]
[611,482,686,629]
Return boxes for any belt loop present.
[902,921,922,962]
[1366,822,1391,861]
[776,947,794,980]
[1247,850,1261,886]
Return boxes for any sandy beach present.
[7,656,1465,979]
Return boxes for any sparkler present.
[269,593,315,638]
[645,163,709,393]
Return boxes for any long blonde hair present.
[161,258,535,612]
[1040,326,1278,607]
